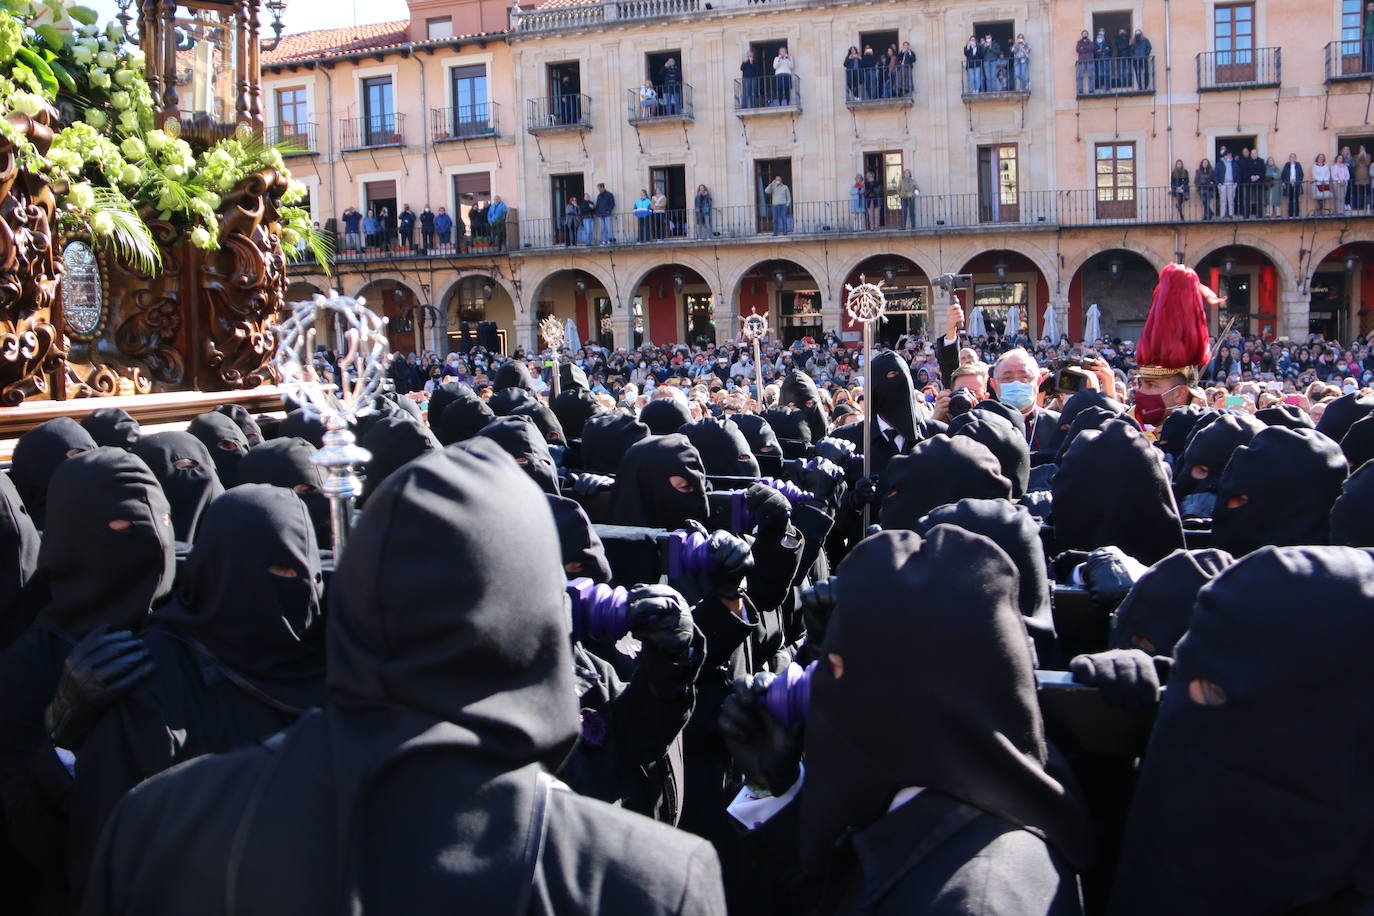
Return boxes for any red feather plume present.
[1139,263,1213,371]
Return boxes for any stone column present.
[1278,291,1310,342]
[512,314,537,356]
[1047,296,1071,343]
[611,295,635,351]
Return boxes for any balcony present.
[959,60,1030,100]
[1197,48,1280,91]
[1326,39,1373,82]
[340,114,406,151]
[1076,57,1156,98]
[430,103,501,142]
[526,94,592,134]
[264,122,319,155]
[734,75,801,114]
[843,65,914,110]
[627,83,694,124]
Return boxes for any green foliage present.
[87,186,161,276]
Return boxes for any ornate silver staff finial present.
[539,315,565,397]
[844,274,888,326]
[273,291,390,558]
[741,309,769,342]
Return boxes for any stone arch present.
[1304,230,1374,288]
[346,272,420,301]
[1190,233,1297,293]
[433,270,519,314]
[523,262,619,310]
[285,280,328,302]
[945,237,1059,291]
[834,250,941,288]
[1062,237,1172,283]
[621,252,724,308]
[724,248,832,309]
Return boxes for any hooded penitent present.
[1044,389,1122,453]
[1171,412,1266,518]
[0,473,40,646]
[1314,392,1374,444]
[1211,426,1348,556]
[1111,547,1374,915]
[475,415,560,495]
[1054,405,1138,463]
[548,494,612,583]
[760,407,812,449]
[436,387,495,446]
[132,432,225,543]
[730,413,784,475]
[1255,403,1313,431]
[1107,548,1235,657]
[1134,263,1216,425]
[236,438,332,550]
[82,408,140,450]
[550,388,602,440]
[1053,420,1185,565]
[362,416,441,503]
[913,499,1058,666]
[781,370,828,443]
[801,527,1090,870]
[510,400,568,448]
[492,360,534,392]
[1330,460,1374,547]
[869,351,920,445]
[559,362,590,392]
[607,434,708,529]
[425,382,478,432]
[10,417,97,527]
[488,386,536,417]
[948,412,1030,499]
[277,409,328,449]
[639,398,693,436]
[680,417,760,478]
[35,448,175,638]
[878,435,1011,529]
[186,411,251,488]
[213,403,265,446]
[973,399,1027,441]
[1155,405,1214,461]
[580,412,650,474]
[1339,413,1374,470]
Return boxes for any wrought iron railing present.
[265,122,317,153]
[526,94,593,131]
[430,103,500,141]
[1075,56,1155,97]
[733,74,801,111]
[627,83,694,122]
[842,64,915,104]
[1326,39,1374,82]
[340,114,406,150]
[1197,47,1281,90]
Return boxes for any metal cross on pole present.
[274,291,390,559]
[741,309,769,410]
[845,275,888,526]
[540,315,565,399]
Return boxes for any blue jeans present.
[597,215,614,244]
[771,204,789,234]
[969,65,983,92]
[579,218,593,244]
[695,211,712,239]
[1014,59,1029,89]
[982,60,997,90]
[901,197,916,228]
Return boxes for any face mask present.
[1134,384,1183,426]
[997,380,1035,411]
[1344,383,1358,394]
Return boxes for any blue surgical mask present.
[1344,382,1358,394]
[997,380,1035,411]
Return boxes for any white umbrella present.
[564,317,581,352]
[1005,305,1020,339]
[967,305,987,338]
[1041,303,1060,345]
[1085,303,1103,343]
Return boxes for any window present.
[753,157,791,232]
[1343,0,1363,43]
[863,150,903,225]
[362,76,395,145]
[450,65,490,136]
[685,293,715,347]
[545,62,583,126]
[1213,2,1256,83]
[551,173,585,244]
[452,172,491,239]
[452,276,487,324]
[780,289,823,345]
[427,16,453,40]
[1095,142,1136,218]
[648,165,686,238]
[977,144,1018,222]
[276,87,307,133]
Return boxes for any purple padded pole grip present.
[567,577,631,641]
[760,477,813,505]
[764,660,817,727]
[666,529,713,579]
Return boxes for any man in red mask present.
[1131,263,1217,433]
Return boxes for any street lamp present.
[773,269,787,291]
[1108,258,1122,281]
[1222,257,1236,277]
[481,281,494,300]
[672,272,685,293]
[1346,256,1360,274]
[575,277,588,295]
[883,266,897,284]
[994,261,1009,282]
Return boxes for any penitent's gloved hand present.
[852,475,880,509]
[801,457,845,510]
[627,585,696,661]
[45,625,154,751]
[719,672,802,794]
[800,577,839,647]
[744,482,792,533]
[568,472,614,497]
[675,520,755,605]
[811,437,856,469]
[1082,546,1149,614]
[1070,649,1163,711]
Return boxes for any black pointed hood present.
[1173,412,1266,500]
[82,408,140,449]
[1255,403,1313,431]
[35,447,175,638]
[492,360,533,392]
[132,431,225,543]
[781,370,828,442]
[1330,460,1374,547]
[426,381,477,431]
[974,398,1027,440]
[1314,392,1374,443]
[436,387,495,445]
[487,386,536,417]
[277,408,328,449]
[607,434,708,529]
[639,397,693,435]
[236,437,331,549]
[949,412,1030,499]
[680,417,760,478]
[510,400,567,447]
[547,494,612,583]
[1111,547,1374,915]
[559,361,589,392]
[214,403,265,446]
[1108,548,1235,657]
[869,351,919,444]
[580,412,650,474]
[1045,389,1122,452]
[1055,405,1136,462]
[1053,419,1185,564]
[878,434,1011,529]
[802,527,1090,869]
[0,473,40,638]
[1156,405,1214,460]
[761,406,812,447]
[152,484,325,709]
[10,417,97,527]
[731,412,783,463]
[1212,426,1348,556]
[1340,413,1374,470]
[362,416,441,503]
[914,499,1057,666]
[475,415,560,495]
[187,411,251,488]
[550,388,601,439]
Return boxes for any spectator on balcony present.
[1245,148,1265,217]
[1354,146,1371,209]
[650,185,668,240]
[558,73,579,125]
[964,36,982,93]
[1131,29,1152,89]
[900,169,920,229]
[740,50,759,109]
[1280,154,1304,218]
[639,80,658,118]
[436,206,455,250]
[341,206,362,251]
[420,206,435,252]
[634,189,652,242]
[562,196,579,248]
[469,200,488,244]
[693,184,712,240]
[1113,28,1131,87]
[863,170,883,229]
[579,193,595,245]
[1093,29,1111,90]
[660,57,681,115]
[859,45,879,99]
[594,183,616,245]
[843,47,862,100]
[1011,34,1030,90]
[379,206,395,249]
[848,174,865,230]
[362,208,378,248]
[1332,153,1351,212]
[488,196,508,250]
[1075,30,1094,94]
[399,204,417,250]
[1312,153,1332,216]
[979,34,1001,92]
[765,175,791,235]
[1263,156,1281,218]
[774,46,794,105]
[885,46,901,97]
[1170,159,1190,221]
[898,40,916,95]
[1216,152,1238,218]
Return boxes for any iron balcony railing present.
[430,102,500,142]
[842,64,915,106]
[627,82,694,122]
[264,122,318,153]
[959,57,1031,97]
[1076,56,1156,97]
[1197,47,1281,90]
[340,114,406,150]
[734,74,801,112]
[526,94,593,132]
[1325,39,1374,82]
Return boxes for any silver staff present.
[274,292,390,558]
[540,315,565,399]
[741,309,768,410]
[845,275,888,525]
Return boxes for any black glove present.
[812,437,856,469]
[1070,649,1162,711]
[852,475,879,509]
[627,584,696,661]
[719,672,803,794]
[801,457,845,509]
[674,520,755,604]
[745,482,791,532]
[45,626,154,751]
[569,472,614,497]
[800,577,838,646]
[1082,546,1149,614]
[1050,550,1091,584]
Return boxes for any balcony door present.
[551,173,585,245]
[275,87,308,146]
[1214,3,1256,83]
[1095,142,1136,219]
[754,157,792,232]
[450,65,489,137]
[363,77,394,146]
[649,165,687,237]
[978,144,1019,222]
[862,150,903,225]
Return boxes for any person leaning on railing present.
[1311,154,1332,217]
[1170,160,1190,221]
[1074,30,1093,94]
[1194,159,1216,221]
[842,47,861,100]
